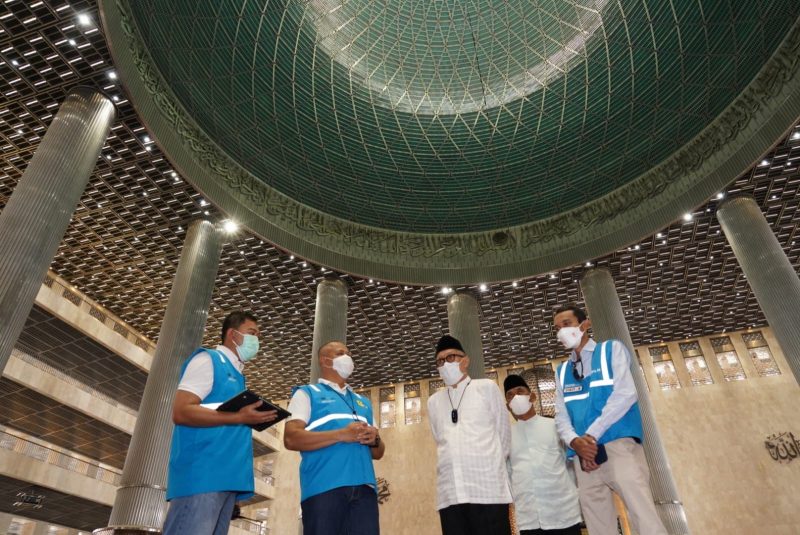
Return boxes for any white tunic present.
[428,377,512,510]
[510,415,582,530]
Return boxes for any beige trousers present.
[573,438,667,535]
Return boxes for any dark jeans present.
[301,484,379,535]
[520,523,583,535]
[439,503,511,535]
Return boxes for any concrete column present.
[98,220,222,533]
[446,291,486,379]
[581,268,690,534]
[717,195,800,383]
[0,87,115,375]
[665,342,690,388]
[696,337,725,385]
[309,276,348,383]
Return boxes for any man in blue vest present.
[163,310,278,535]
[284,340,385,535]
[553,305,667,535]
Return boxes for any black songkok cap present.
[435,334,464,355]
[503,374,529,393]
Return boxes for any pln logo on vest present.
[356,399,367,409]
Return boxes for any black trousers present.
[520,523,583,535]
[439,503,511,535]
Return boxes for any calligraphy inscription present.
[376,476,391,505]
[115,0,800,266]
[765,431,800,463]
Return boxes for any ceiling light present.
[792,132,800,140]
[683,213,693,222]
[68,39,76,46]
[585,262,592,267]
[441,287,452,295]
[11,59,19,66]
[108,70,117,80]
[222,220,239,233]
[112,95,119,102]
[77,13,92,26]
[760,159,769,166]
[716,192,725,200]
[656,233,662,238]
[479,284,487,291]
[512,281,518,287]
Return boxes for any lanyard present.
[446,380,471,423]
[321,383,359,421]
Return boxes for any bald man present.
[285,341,385,535]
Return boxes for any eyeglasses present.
[572,359,584,382]
[436,353,465,367]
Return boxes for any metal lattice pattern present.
[124,0,800,233]
[0,1,798,402]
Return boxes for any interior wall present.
[267,327,800,535]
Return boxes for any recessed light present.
[683,213,693,222]
[77,13,92,26]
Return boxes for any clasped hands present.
[339,421,379,445]
[570,434,600,472]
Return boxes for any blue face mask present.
[234,330,259,362]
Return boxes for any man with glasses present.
[552,305,667,535]
[284,341,385,535]
[427,334,512,535]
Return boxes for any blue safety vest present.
[293,383,377,502]
[167,348,254,500]
[557,340,643,458]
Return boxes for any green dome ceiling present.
[101,0,800,284]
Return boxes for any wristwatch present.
[369,436,381,448]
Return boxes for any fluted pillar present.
[309,276,348,383]
[581,268,689,534]
[446,291,486,379]
[717,195,800,384]
[97,220,222,534]
[0,87,115,375]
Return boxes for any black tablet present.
[216,389,292,431]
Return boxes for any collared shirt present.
[287,378,355,424]
[427,377,512,510]
[554,338,638,446]
[510,415,582,530]
[177,345,243,400]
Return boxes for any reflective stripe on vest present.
[306,412,369,431]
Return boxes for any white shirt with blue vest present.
[287,379,377,502]
[167,346,255,501]
[554,339,642,456]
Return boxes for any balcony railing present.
[0,428,122,485]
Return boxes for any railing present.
[11,347,139,416]
[44,272,157,354]
[0,428,122,485]
[254,465,275,487]
[231,519,269,534]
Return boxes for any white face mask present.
[557,325,584,349]
[509,394,533,416]
[331,354,355,380]
[439,361,465,386]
